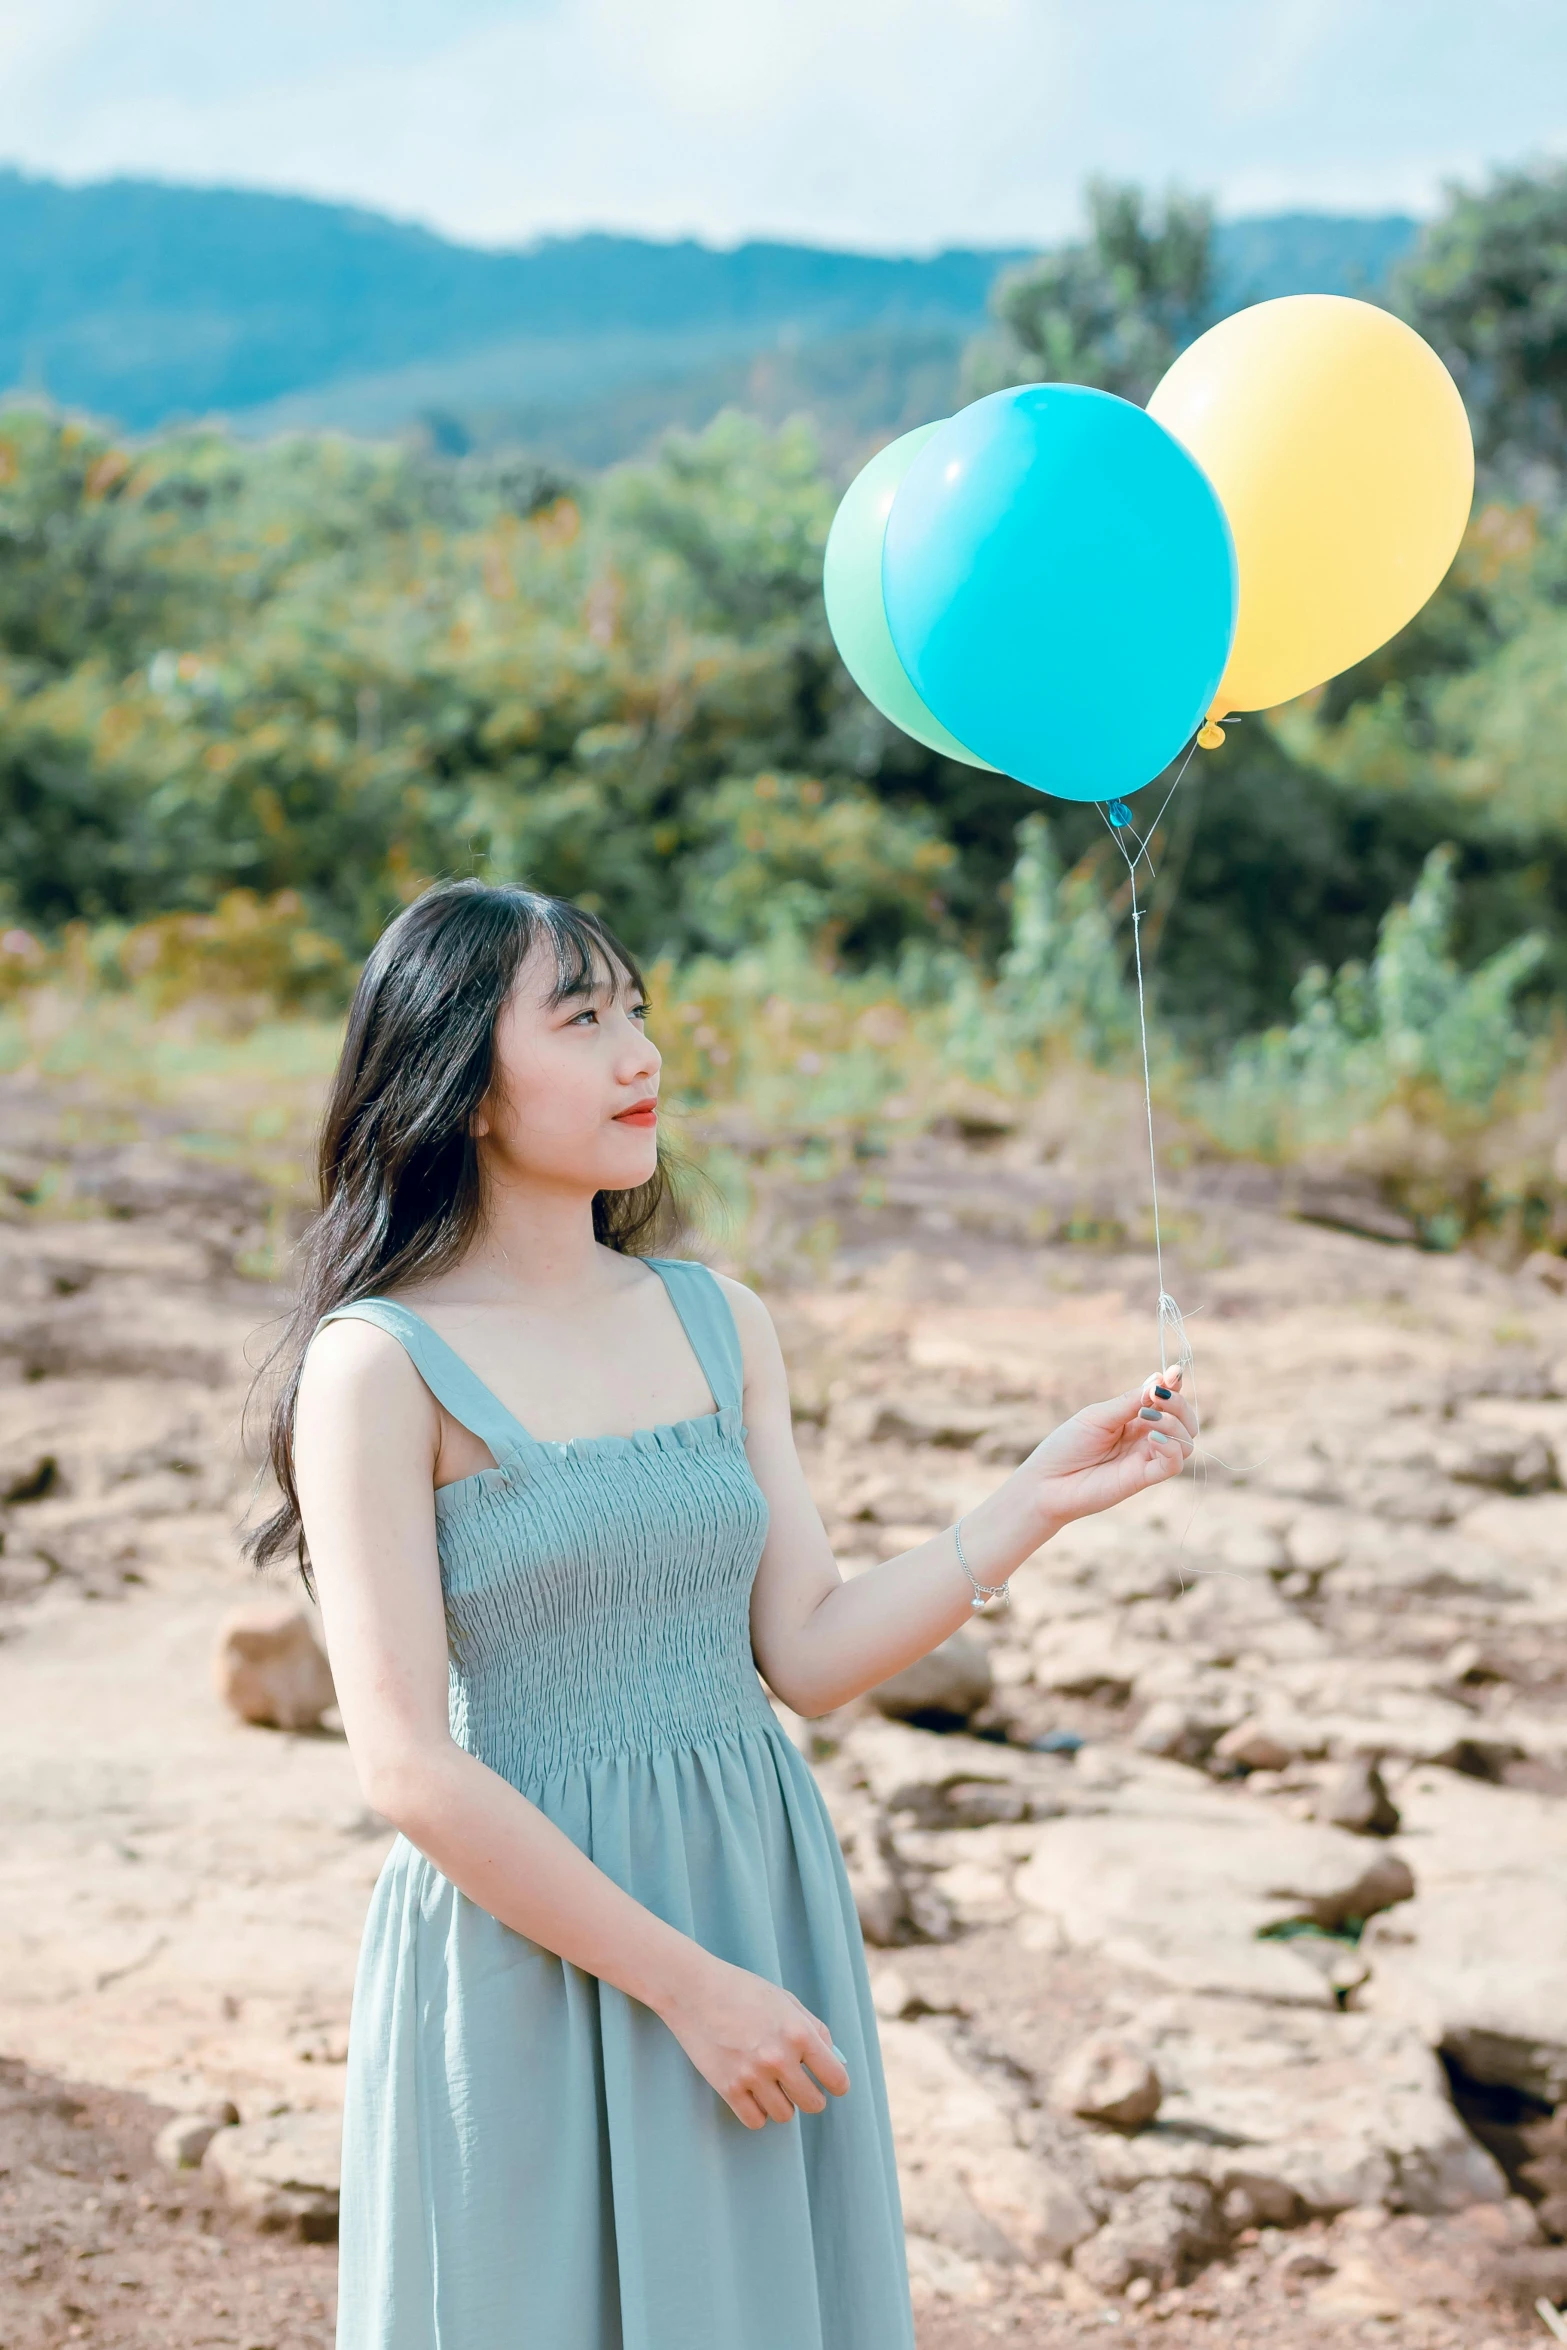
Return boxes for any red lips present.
[614,1101,658,1127]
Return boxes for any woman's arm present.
[725,1279,1194,1719]
[293,1319,849,2130]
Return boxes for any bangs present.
[531,897,646,1008]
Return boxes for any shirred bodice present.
[318,1259,774,1790]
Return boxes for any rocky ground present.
[3,1073,1567,2346]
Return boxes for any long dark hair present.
[248,880,686,1578]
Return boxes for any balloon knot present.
[1197,720,1226,750]
[1106,799,1133,827]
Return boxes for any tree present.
[967,181,1214,405]
[1397,164,1567,491]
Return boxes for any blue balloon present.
[881,385,1237,803]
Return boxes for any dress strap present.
[646,1259,745,1417]
[315,1298,529,1461]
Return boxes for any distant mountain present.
[1212,212,1422,306]
[0,170,1012,429]
[0,168,1421,468]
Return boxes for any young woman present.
[253,879,1193,2350]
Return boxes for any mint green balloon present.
[824,424,997,768]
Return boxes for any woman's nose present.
[619,1015,660,1074]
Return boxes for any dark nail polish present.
[1154,1385,1172,1399]
[1139,1406,1162,1421]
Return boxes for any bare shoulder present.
[708,1271,785,1375]
[297,1313,432,1426]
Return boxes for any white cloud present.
[0,0,1562,250]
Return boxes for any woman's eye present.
[571,1007,598,1026]
[631,1001,650,1022]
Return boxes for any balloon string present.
[1097,736,1199,1376]
[1096,740,1266,1581]
[1097,745,1288,1583]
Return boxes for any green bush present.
[1200,846,1546,1159]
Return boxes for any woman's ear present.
[470,1096,492,1141]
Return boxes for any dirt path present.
[0,2057,335,2350]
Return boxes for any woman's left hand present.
[1022,1367,1196,1530]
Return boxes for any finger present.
[729,2089,769,2131]
[1150,1380,1197,1437]
[752,2074,797,2125]
[1137,1386,1196,1444]
[798,2028,851,2098]
[1143,1431,1185,1478]
[1143,1409,1195,1456]
[778,2056,827,2114]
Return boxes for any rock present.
[1089,1995,1508,2218]
[0,1446,58,1505]
[1214,1719,1297,1775]
[1290,1177,1419,1246]
[1275,2241,1336,2285]
[1539,2193,1567,2244]
[1484,2244,1567,2313]
[0,1292,237,1383]
[1057,2266,1112,2313]
[870,1629,992,1727]
[1013,1789,1417,2004]
[1051,2034,1161,2130]
[1032,1611,1161,1701]
[879,2019,1096,2265]
[1071,1743,1134,1790]
[1071,2179,1224,2295]
[154,2101,240,2170]
[1130,1651,1265,1718]
[1274,2203,1555,2325]
[202,2108,341,2238]
[69,1139,267,1227]
[966,2148,1099,2269]
[1518,2107,1567,2238]
[870,1965,915,2020]
[919,1846,1022,1931]
[1523,1249,1567,1295]
[1222,2177,1303,2228]
[903,2233,991,2305]
[1288,1684,1506,1772]
[831,1396,995,1449]
[1214,1526,1289,1576]
[1441,1637,1504,1685]
[973,1418,1044,1467]
[1131,1700,1220,1765]
[213,1602,337,1731]
[1316,1755,1401,1837]
[811,1762,910,1946]
[0,1546,57,1603]
[1159,1574,1330,1669]
[0,1144,48,1198]
[1358,1769,1567,2104]
[1285,1510,1356,1573]
[1306,2252,1407,2319]
[834,1716,1047,1826]
[1441,1428,1557,1494]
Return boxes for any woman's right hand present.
[659,1955,850,2129]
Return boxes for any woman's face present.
[474,941,661,1198]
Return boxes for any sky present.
[0,0,1563,254]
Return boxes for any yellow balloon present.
[1147,294,1473,715]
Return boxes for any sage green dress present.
[321,1260,913,2350]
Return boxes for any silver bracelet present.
[953,1516,1011,1611]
